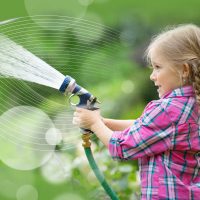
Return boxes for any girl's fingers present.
[73,111,78,117]
[72,117,77,125]
[72,117,80,125]
[75,107,83,112]
[76,107,88,113]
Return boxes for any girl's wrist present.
[91,119,105,132]
[101,117,107,126]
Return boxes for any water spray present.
[0,34,119,200]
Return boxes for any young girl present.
[73,24,200,200]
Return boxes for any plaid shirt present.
[109,86,200,200]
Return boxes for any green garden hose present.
[82,134,119,200]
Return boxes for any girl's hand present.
[73,107,102,131]
[73,107,113,147]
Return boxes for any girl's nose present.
[150,70,156,81]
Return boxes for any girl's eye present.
[154,65,161,70]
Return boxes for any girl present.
[73,24,200,200]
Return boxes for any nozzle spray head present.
[59,75,76,95]
[59,75,100,108]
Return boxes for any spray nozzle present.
[59,75,100,108]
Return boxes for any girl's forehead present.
[150,53,166,66]
[147,43,171,66]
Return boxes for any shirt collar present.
[161,85,195,99]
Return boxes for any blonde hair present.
[145,24,200,105]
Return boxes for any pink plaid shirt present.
[109,86,200,200]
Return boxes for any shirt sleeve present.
[108,101,175,160]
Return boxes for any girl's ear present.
[182,63,191,78]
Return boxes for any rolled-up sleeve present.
[109,101,175,160]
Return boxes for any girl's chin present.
[157,89,162,97]
[158,90,164,98]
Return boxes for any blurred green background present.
[0,0,200,200]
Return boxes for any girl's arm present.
[73,103,174,160]
[102,118,134,131]
[91,120,113,147]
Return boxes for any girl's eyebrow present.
[152,61,162,66]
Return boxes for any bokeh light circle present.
[53,109,80,150]
[24,0,87,30]
[16,185,38,200]
[73,12,104,44]
[0,106,55,170]
[45,128,62,145]
[41,152,72,184]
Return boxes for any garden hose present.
[82,133,119,200]
[59,76,119,199]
